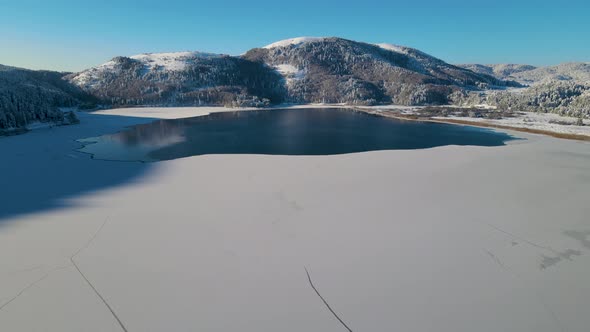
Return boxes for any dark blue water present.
[78,108,514,162]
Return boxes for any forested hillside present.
[3,37,588,137]
[456,62,590,117]
[243,37,516,105]
[66,53,286,107]
[452,81,590,118]
[0,65,89,134]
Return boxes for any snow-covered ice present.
[0,106,589,331]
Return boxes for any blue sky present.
[1,0,589,71]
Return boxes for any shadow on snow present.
[0,112,158,224]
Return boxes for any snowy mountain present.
[3,36,588,135]
[458,64,537,82]
[454,63,590,118]
[4,37,589,135]
[66,52,286,107]
[459,62,590,85]
[67,37,517,107]
[244,37,515,105]
[509,63,590,85]
[263,37,327,49]
[70,51,219,89]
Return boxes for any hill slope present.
[455,63,590,118]
[510,62,590,85]
[244,37,514,105]
[459,63,590,85]
[66,52,286,107]
[68,37,516,108]
[0,65,88,133]
[458,64,537,81]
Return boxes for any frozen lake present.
[78,108,515,162]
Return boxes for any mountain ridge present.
[68,36,516,107]
[2,36,589,134]
[458,62,590,85]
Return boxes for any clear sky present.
[1,0,589,72]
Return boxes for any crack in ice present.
[305,267,353,332]
[481,248,567,332]
[486,223,558,253]
[486,223,582,269]
[484,249,508,271]
[0,266,69,312]
[70,217,129,332]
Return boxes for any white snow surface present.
[365,104,590,138]
[272,64,306,85]
[263,37,327,49]
[375,43,411,54]
[274,64,300,75]
[69,60,118,88]
[437,111,590,136]
[1,106,589,331]
[129,51,218,71]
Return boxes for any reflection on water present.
[112,120,187,147]
[78,118,189,161]
[78,108,515,162]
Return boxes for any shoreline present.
[101,103,590,142]
[258,105,590,142]
[279,104,590,142]
[7,104,587,143]
[353,109,590,142]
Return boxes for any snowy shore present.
[354,105,590,140]
[0,107,589,331]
